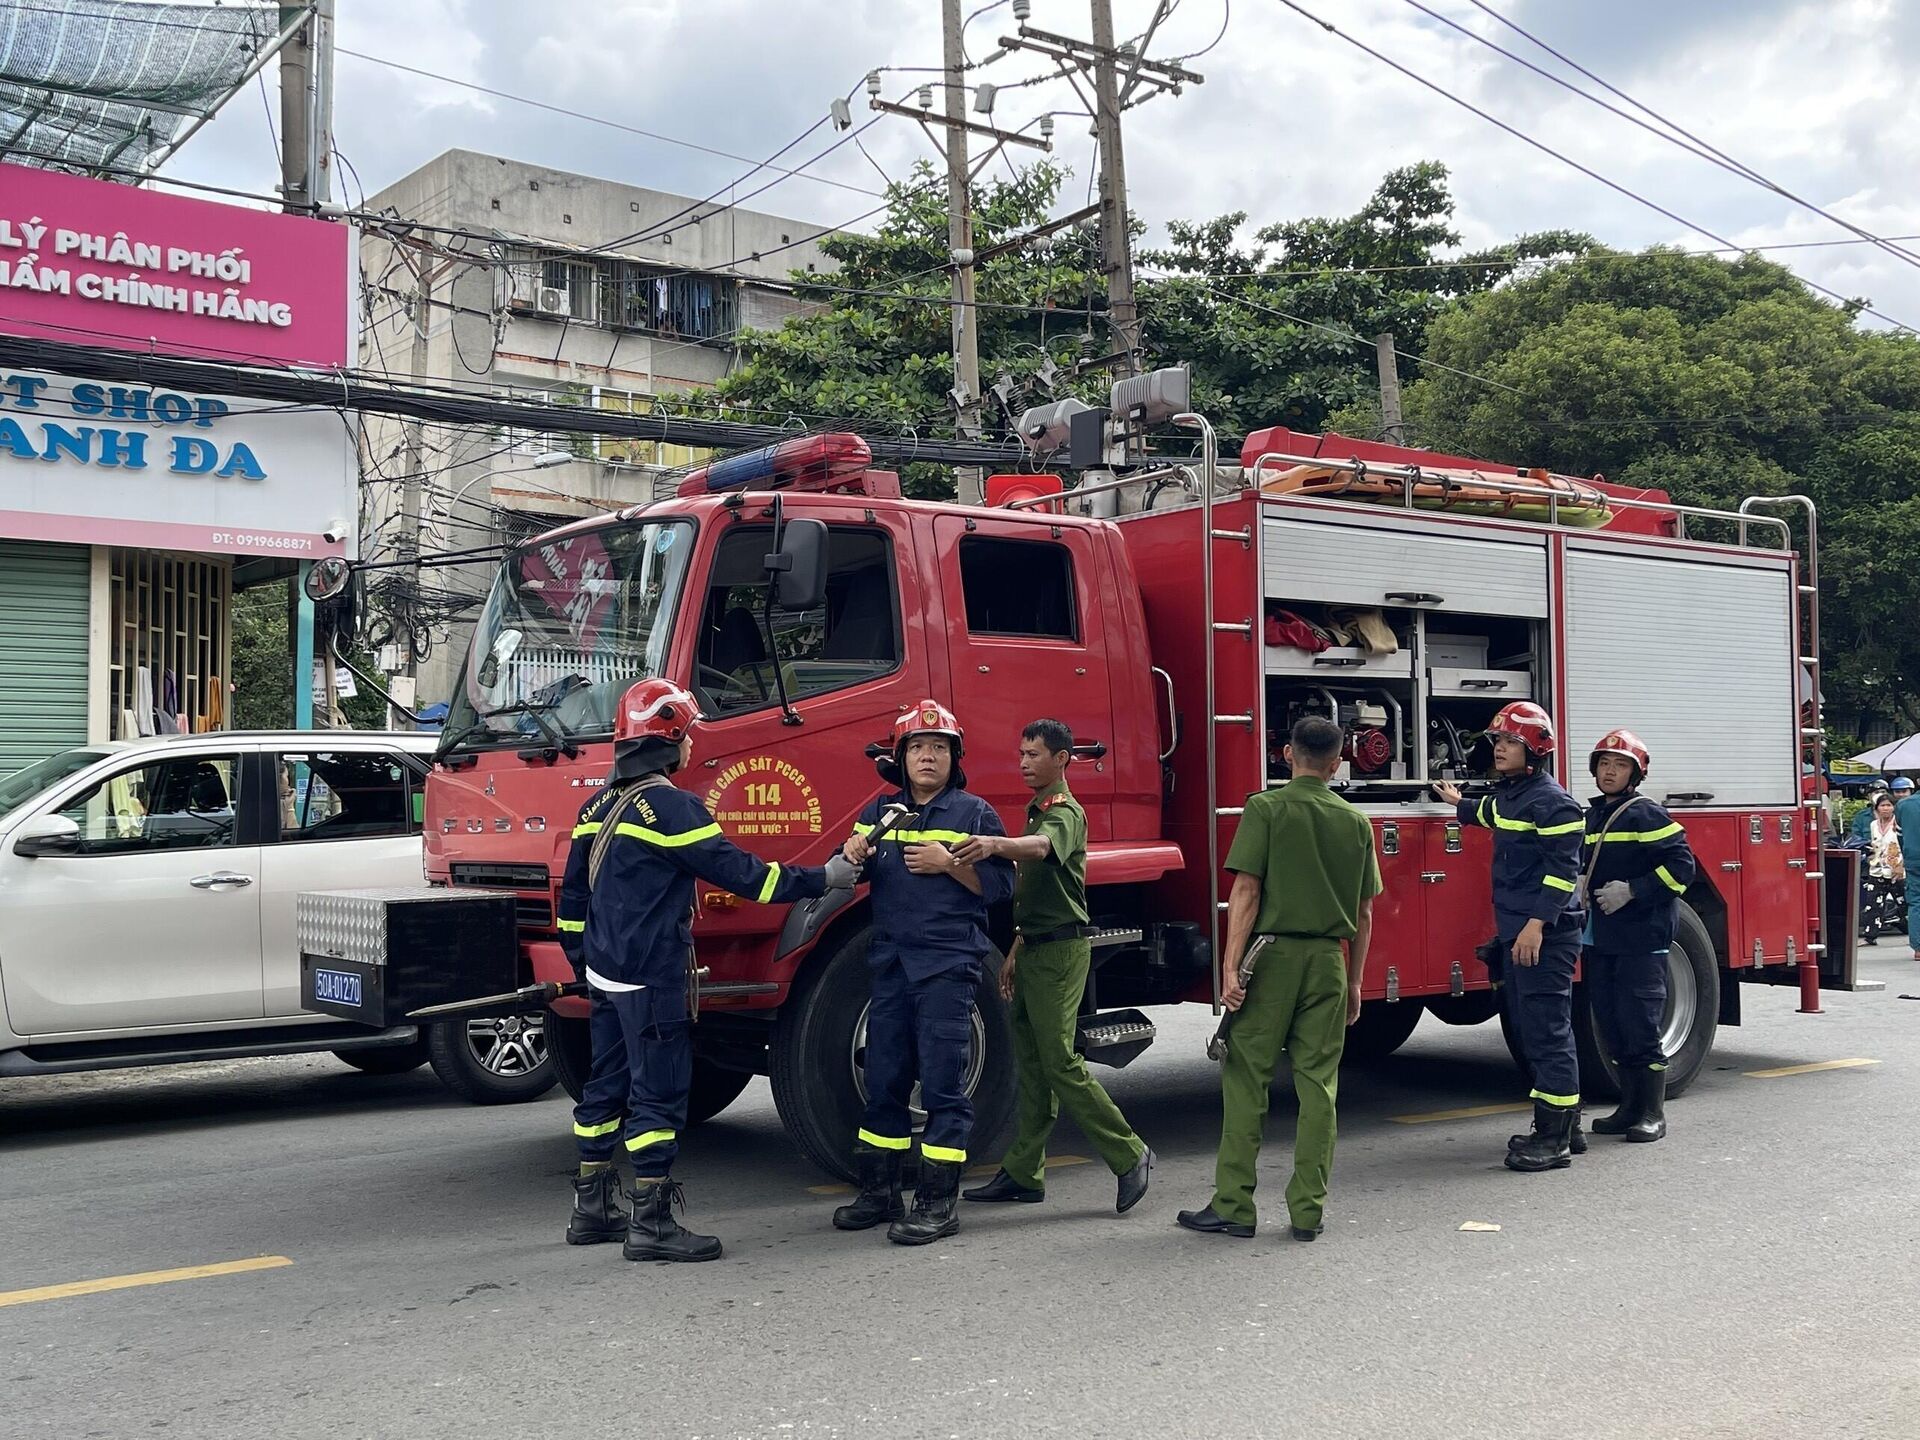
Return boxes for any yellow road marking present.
[0,1255,292,1309]
[1388,1102,1531,1125]
[1745,1058,1879,1079]
[806,1154,1091,1196]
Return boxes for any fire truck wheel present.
[1575,903,1719,1101]
[331,1035,431,1075]
[1340,1000,1425,1062]
[687,1061,756,1126]
[770,927,1016,1183]
[425,1016,558,1105]
[547,1013,592,1102]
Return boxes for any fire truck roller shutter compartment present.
[1262,514,1549,618]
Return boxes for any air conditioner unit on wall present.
[536,285,571,317]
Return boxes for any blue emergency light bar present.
[678,433,875,497]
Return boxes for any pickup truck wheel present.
[332,1036,431,1075]
[1341,1000,1424,1062]
[1576,902,1719,1100]
[770,927,1015,1182]
[426,1015,557,1104]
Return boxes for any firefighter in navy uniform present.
[1581,729,1696,1144]
[556,677,855,1262]
[1434,700,1587,1173]
[829,701,1015,1246]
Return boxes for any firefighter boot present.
[1508,1109,1587,1155]
[1591,1069,1645,1136]
[623,1179,723,1263]
[1504,1101,1576,1173]
[565,1164,628,1246]
[832,1144,905,1231]
[1625,1068,1668,1143]
[888,1159,963,1246]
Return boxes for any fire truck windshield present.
[440,519,694,754]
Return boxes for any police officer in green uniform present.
[1178,715,1380,1241]
[956,719,1154,1213]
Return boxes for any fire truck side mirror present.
[770,519,829,612]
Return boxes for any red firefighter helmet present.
[1589,727,1651,781]
[1486,700,1556,758]
[615,677,700,745]
[892,699,964,758]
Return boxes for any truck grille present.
[449,863,554,929]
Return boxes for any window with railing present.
[502,249,736,341]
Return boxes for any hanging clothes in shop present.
[156,669,180,734]
[133,666,155,737]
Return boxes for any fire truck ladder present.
[1741,495,1827,1014]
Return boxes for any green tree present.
[230,580,388,732]
[713,159,1580,493]
[1355,247,1920,731]
[1138,161,1588,439]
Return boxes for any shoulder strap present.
[1581,794,1649,889]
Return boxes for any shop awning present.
[0,1,298,178]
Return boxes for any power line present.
[1407,0,1920,274]
[1274,0,1915,333]
[332,47,885,202]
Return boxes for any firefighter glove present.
[1596,880,1633,914]
[823,854,859,890]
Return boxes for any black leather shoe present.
[1290,1225,1323,1242]
[1116,1146,1154,1214]
[1175,1205,1253,1238]
[962,1169,1045,1204]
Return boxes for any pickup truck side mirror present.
[768,518,829,612]
[13,813,80,857]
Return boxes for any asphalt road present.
[4,943,1917,1440]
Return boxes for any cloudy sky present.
[165,0,1920,329]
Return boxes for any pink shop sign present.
[0,162,351,368]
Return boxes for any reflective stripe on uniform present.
[1476,796,1490,826]
[920,1143,967,1164]
[756,863,782,904]
[573,1117,620,1139]
[572,821,603,838]
[857,1128,911,1151]
[613,821,724,848]
[1542,875,1575,892]
[625,1128,676,1152]
[1490,801,1533,831]
[1654,864,1688,894]
[888,829,972,846]
[556,917,585,933]
[1529,1088,1580,1107]
[1584,823,1685,844]
[1538,820,1583,835]
[853,821,875,835]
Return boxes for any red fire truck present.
[308,420,1860,1180]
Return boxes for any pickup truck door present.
[0,749,262,1035]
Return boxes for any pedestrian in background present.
[1176,715,1379,1242]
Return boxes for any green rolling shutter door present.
[0,541,91,778]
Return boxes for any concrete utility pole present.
[999,3,1203,381]
[942,0,984,503]
[1088,0,1137,375]
[276,0,334,213]
[1374,333,1406,443]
